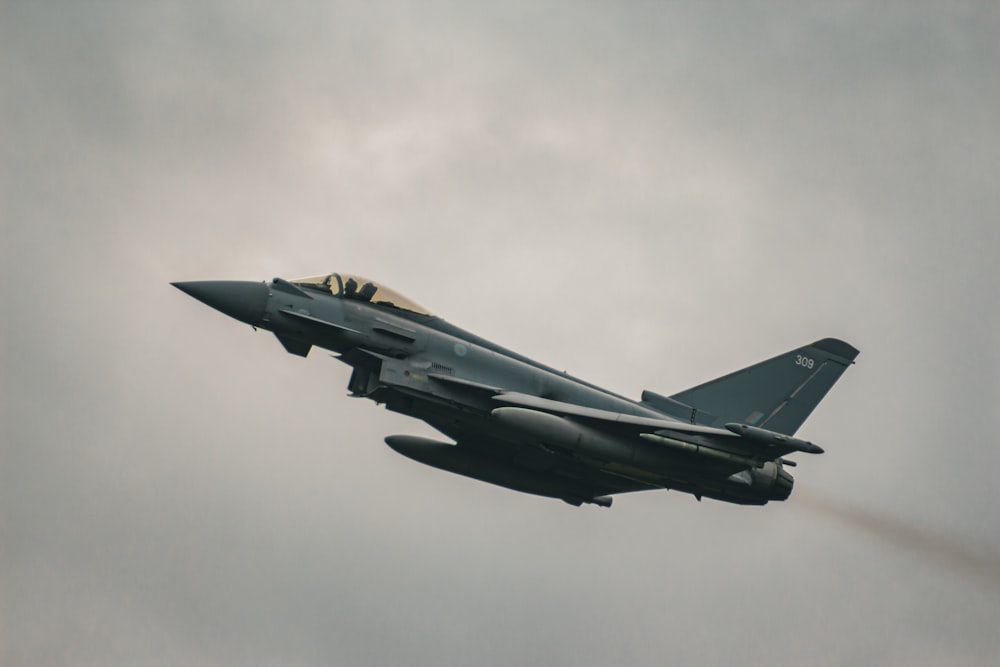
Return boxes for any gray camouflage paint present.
[3,2,999,665]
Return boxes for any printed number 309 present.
[795,355,815,369]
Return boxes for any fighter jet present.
[173,273,858,508]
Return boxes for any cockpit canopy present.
[291,273,433,316]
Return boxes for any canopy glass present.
[290,273,433,316]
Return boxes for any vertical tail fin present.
[660,338,859,436]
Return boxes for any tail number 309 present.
[795,355,815,369]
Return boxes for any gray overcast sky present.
[2,2,999,665]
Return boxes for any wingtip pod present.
[725,423,824,455]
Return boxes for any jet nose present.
[172,280,269,326]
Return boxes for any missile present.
[490,407,700,475]
[490,407,635,462]
[724,423,824,454]
[384,435,612,507]
[638,432,757,465]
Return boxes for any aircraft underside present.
[376,386,786,507]
[172,275,857,509]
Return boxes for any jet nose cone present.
[172,280,269,325]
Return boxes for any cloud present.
[3,1,999,665]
